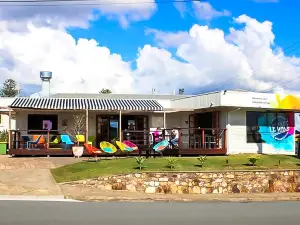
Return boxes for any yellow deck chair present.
[76,135,85,143]
[100,141,117,154]
[116,141,133,152]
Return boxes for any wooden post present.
[202,129,205,149]
[8,110,12,150]
[47,130,50,149]
[85,109,89,143]
[163,111,166,128]
[119,110,122,142]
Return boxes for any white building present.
[7,89,300,156]
[0,97,16,132]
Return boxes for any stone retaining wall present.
[67,170,300,194]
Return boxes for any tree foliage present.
[100,88,112,94]
[0,79,19,97]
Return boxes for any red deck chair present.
[84,143,102,162]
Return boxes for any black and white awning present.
[10,97,163,111]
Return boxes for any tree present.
[65,114,86,146]
[100,88,112,94]
[0,79,19,97]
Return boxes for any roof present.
[9,97,163,111]
[49,93,194,100]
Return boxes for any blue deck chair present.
[26,135,42,149]
[61,135,74,149]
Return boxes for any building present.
[0,97,16,132]
[7,89,300,156]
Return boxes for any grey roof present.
[10,97,163,111]
[49,93,195,100]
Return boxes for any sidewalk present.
[60,184,300,202]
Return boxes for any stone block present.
[126,184,136,192]
[145,186,156,194]
[159,177,168,182]
[192,186,201,194]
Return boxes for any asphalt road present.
[0,201,299,225]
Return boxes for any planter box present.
[0,142,8,155]
[72,146,84,158]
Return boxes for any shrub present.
[197,155,207,167]
[135,156,146,170]
[0,130,8,142]
[165,156,178,170]
[247,155,260,166]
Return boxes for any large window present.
[246,111,294,143]
[27,114,58,134]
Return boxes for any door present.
[189,114,196,148]
[96,115,119,144]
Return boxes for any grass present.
[51,154,300,183]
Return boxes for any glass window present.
[246,111,266,143]
[27,114,58,134]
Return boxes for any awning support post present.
[163,111,166,128]
[85,109,89,143]
[119,110,122,142]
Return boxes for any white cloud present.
[192,1,231,20]
[0,0,157,29]
[173,1,230,21]
[134,15,300,93]
[0,22,134,94]
[1,12,300,95]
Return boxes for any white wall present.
[0,113,16,132]
[226,109,295,155]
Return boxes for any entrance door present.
[96,115,119,144]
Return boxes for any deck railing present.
[9,128,227,155]
[9,129,86,150]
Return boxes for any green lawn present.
[51,155,300,183]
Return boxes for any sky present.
[1,0,300,96]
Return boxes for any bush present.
[165,156,178,170]
[0,130,8,142]
[247,155,260,166]
[197,155,207,167]
[135,156,146,170]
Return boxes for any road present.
[0,201,299,225]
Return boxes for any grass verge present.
[51,154,300,183]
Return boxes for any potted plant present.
[0,130,8,155]
[66,114,86,158]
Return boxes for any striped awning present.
[9,97,163,111]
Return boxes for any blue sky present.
[68,0,300,62]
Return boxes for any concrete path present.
[0,155,83,196]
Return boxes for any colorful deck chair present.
[50,135,61,144]
[61,135,74,149]
[100,141,117,154]
[153,140,169,153]
[122,140,138,151]
[84,143,102,162]
[27,135,42,149]
[76,135,85,144]
[116,141,133,152]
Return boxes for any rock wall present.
[67,170,300,194]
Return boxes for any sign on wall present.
[223,91,300,110]
[257,112,295,153]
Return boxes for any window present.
[246,111,294,143]
[246,112,266,143]
[27,114,58,134]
